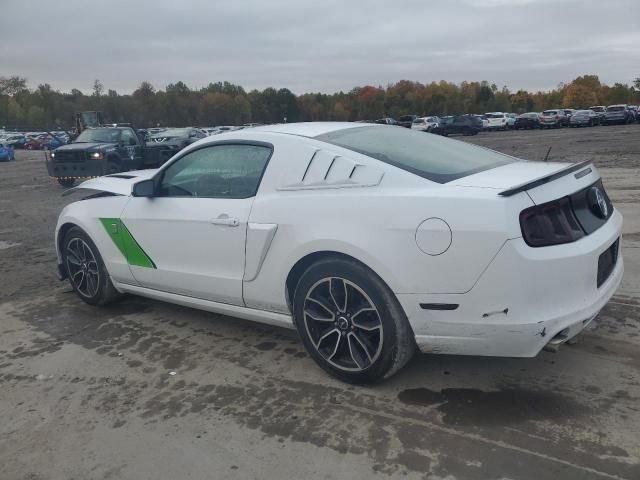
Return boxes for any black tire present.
[292,257,415,384]
[62,226,122,306]
[106,159,120,175]
[57,178,75,188]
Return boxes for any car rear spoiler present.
[498,160,592,197]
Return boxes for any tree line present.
[1,74,639,130]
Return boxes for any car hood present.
[57,142,116,151]
[64,169,158,196]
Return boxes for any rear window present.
[485,113,504,119]
[606,106,625,112]
[542,110,558,116]
[315,126,516,184]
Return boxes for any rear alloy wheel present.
[63,227,121,306]
[293,257,415,383]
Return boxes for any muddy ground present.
[1,124,639,480]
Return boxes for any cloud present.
[1,0,638,94]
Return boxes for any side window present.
[159,144,272,199]
[121,129,137,145]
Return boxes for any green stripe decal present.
[100,218,156,269]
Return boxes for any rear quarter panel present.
[242,135,527,314]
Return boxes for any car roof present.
[250,122,373,138]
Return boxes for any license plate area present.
[597,238,619,288]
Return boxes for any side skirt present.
[113,281,295,330]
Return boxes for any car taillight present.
[519,197,585,247]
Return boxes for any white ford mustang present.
[55,122,623,383]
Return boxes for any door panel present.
[121,197,252,305]
[117,142,273,306]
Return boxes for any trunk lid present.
[451,160,601,204]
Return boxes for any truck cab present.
[46,126,154,187]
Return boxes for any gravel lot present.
[1,125,639,480]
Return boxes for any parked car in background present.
[147,127,207,152]
[375,118,398,125]
[562,109,576,122]
[474,115,490,130]
[0,142,15,161]
[506,113,517,128]
[540,109,567,128]
[2,134,27,148]
[432,115,482,136]
[569,110,601,127]
[603,105,633,125]
[484,112,509,131]
[42,134,66,150]
[411,116,440,132]
[24,135,47,150]
[589,106,607,122]
[514,112,541,129]
[397,115,418,128]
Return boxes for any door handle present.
[210,215,240,227]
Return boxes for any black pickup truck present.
[47,126,180,187]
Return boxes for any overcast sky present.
[2,0,638,94]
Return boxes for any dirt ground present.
[1,124,639,480]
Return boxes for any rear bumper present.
[398,210,623,357]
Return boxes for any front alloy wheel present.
[65,237,100,299]
[63,226,121,306]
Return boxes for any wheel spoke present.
[305,297,335,321]
[351,307,381,331]
[87,261,99,275]
[329,278,348,312]
[348,332,373,369]
[315,328,341,359]
[67,249,82,265]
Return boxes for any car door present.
[119,128,144,169]
[120,142,273,305]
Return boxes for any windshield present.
[590,106,604,112]
[315,126,516,183]
[75,128,123,143]
[152,128,190,137]
[574,110,591,115]
[542,110,558,116]
[519,113,538,118]
[606,106,625,112]
[485,113,504,119]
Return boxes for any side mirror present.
[132,179,155,197]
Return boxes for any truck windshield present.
[75,128,122,143]
[315,126,516,183]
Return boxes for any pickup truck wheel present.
[57,178,75,188]
[106,161,120,175]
